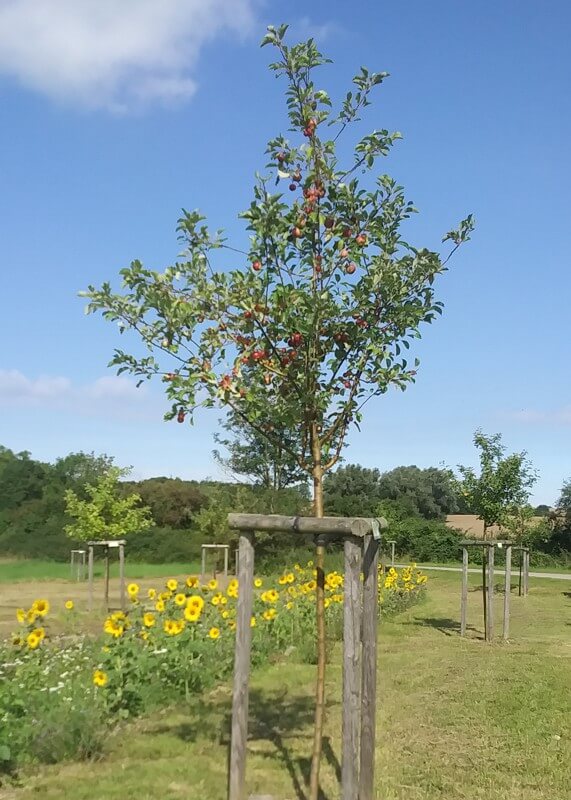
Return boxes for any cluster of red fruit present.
[303,118,317,138]
[177,408,185,423]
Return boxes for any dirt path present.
[394,563,571,580]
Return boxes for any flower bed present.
[0,563,426,777]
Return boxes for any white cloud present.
[0,0,256,111]
[0,369,158,420]
[508,407,571,426]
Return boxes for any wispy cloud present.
[0,370,160,421]
[0,0,256,112]
[506,407,571,426]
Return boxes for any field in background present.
[1,572,569,800]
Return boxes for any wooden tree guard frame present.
[70,549,87,581]
[87,540,126,613]
[460,541,529,642]
[200,542,230,583]
[226,513,387,800]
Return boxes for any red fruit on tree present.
[289,183,297,191]
[343,380,351,389]
[263,373,272,385]
[244,310,252,319]
[346,263,357,275]
[355,234,367,246]
[277,151,286,162]
[288,332,303,347]
[292,227,302,238]
[177,409,185,423]
[292,169,302,182]
[252,260,262,271]
[342,227,352,239]
[324,217,334,229]
[340,248,349,259]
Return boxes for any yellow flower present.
[184,606,200,623]
[187,595,204,612]
[211,594,221,606]
[16,608,26,624]
[254,578,263,588]
[148,588,157,600]
[33,627,46,641]
[208,627,220,640]
[286,572,295,584]
[12,635,23,647]
[143,612,156,628]
[127,583,139,597]
[166,579,178,592]
[250,616,257,627]
[220,596,228,606]
[208,579,218,591]
[155,599,166,613]
[306,580,316,592]
[307,560,314,567]
[221,610,230,620]
[140,630,149,641]
[186,576,199,588]
[294,563,301,571]
[103,618,124,638]
[26,609,38,625]
[174,593,187,607]
[32,599,50,617]
[229,620,236,631]
[278,575,288,585]
[93,670,108,688]
[26,632,41,650]
[64,600,74,611]
[159,591,171,602]
[228,578,239,591]
[164,619,185,636]
[263,608,277,622]
[324,598,331,609]
[286,601,294,610]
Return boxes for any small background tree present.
[83,24,472,794]
[457,430,537,631]
[64,467,154,542]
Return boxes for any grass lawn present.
[1,571,569,800]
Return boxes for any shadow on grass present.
[406,616,483,638]
[150,687,340,800]
[562,591,571,599]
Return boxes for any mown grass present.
[1,571,569,800]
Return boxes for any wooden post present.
[224,546,229,579]
[119,544,126,612]
[503,544,512,640]
[342,535,362,800]
[88,546,94,611]
[359,533,380,800]
[460,546,468,637]
[524,549,529,596]
[486,544,495,641]
[228,531,255,800]
[518,549,523,596]
[104,547,110,611]
[390,541,395,566]
[201,546,206,584]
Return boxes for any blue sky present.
[0,1,569,504]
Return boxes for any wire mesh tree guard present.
[87,540,126,613]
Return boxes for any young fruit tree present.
[64,467,154,542]
[457,430,537,633]
[82,25,473,795]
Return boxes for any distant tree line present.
[0,439,569,565]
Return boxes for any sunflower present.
[26,610,37,625]
[12,635,23,647]
[166,579,178,592]
[174,593,187,607]
[285,572,295,583]
[16,608,26,624]
[186,595,204,612]
[221,610,230,620]
[155,599,166,613]
[208,578,218,591]
[163,619,178,635]
[262,608,277,622]
[186,576,199,588]
[32,599,50,617]
[93,670,108,688]
[208,627,221,640]
[33,627,46,641]
[143,612,156,628]
[254,578,263,589]
[26,632,41,650]
[184,606,200,623]
[286,601,294,610]
[250,616,257,627]
[278,575,288,585]
[148,588,157,600]
[228,578,239,591]
[211,594,221,606]
[103,618,124,638]
[64,600,74,611]
[127,583,140,597]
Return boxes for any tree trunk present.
[309,454,325,800]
